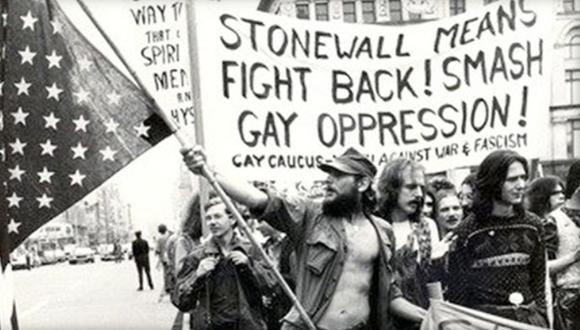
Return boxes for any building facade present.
[257,0,580,168]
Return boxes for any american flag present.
[0,0,171,328]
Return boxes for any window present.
[450,0,465,15]
[569,34,580,58]
[408,12,422,21]
[574,121,580,157]
[315,1,329,20]
[389,0,402,22]
[563,0,576,12]
[296,2,310,20]
[362,0,376,23]
[565,69,580,104]
[343,1,357,23]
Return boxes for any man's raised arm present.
[181,146,268,210]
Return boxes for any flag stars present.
[8,219,21,234]
[18,45,36,65]
[20,10,38,31]
[9,138,27,155]
[107,91,121,105]
[7,192,23,208]
[134,122,151,138]
[71,142,88,159]
[37,167,55,184]
[69,170,86,187]
[40,139,57,157]
[36,193,54,209]
[104,119,119,133]
[74,88,90,104]
[43,112,60,130]
[46,50,62,69]
[78,56,92,71]
[50,20,62,34]
[8,165,25,182]
[11,107,29,126]
[73,115,90,132]
[46,82,63,100]
[14,77,31,96]
[99,146,117,162]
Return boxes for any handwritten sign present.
[193,0,553,179]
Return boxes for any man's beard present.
[408,198,423,222]
[322,188,359,217]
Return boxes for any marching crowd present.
[151,147,580,330]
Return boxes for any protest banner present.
[192,0,554,179]
[421,300,547,330]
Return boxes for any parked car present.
[10,246,39,270]
[69,247,96,264]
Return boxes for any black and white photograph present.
[1,0,579,329]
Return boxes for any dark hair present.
[565,160,580,199]
[428,176,456,194]
[157,224,167,234]
[526,176,564,217]
[473,150,528,218]
[461,173,476,189]
[375,158,424,220]
[358,176,377,215]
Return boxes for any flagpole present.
[78,1,316,329]
[184,2,316,330]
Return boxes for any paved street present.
[12,259,177,330]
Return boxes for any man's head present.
[473,150,528,216]
[459,173,476,215]
[204,198,235,239]
[565,160,580,200]
[376,158,425,222]
[434,189,463,234]
[157,224,167,234]
[135,231,142,239]
[318,148,377,216]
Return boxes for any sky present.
[56,0,260,239]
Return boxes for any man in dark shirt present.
[132,231,154,291]
[447,150,548,327]
[181,146,426,330]
[172,198,266,330]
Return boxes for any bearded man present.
[181,146,425,330]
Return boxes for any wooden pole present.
[78,1,317,329]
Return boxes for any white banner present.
[193,0,554,179]
[421,300,548,330]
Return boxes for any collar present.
[204,232,248,255]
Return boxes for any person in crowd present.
[255,221,296,330]
[181,146,426,330]
[459,173,476,216]
[422,187,435,220]
[132,231,154,291]
[375,159,447,330]
[544,160,580,330]
[156,224,173,302]
[525,175,566,218]
[166,194,210,330]
[433,187,463,238]
[172,197,267,330]
[446,150,548,327]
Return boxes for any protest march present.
[1,0,579,329]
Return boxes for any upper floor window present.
[389,0,402,22]
[450,0,465,15]
[565,69,580,104]
[569,34,580,58]
[315,1,329,20]
[343,1,357,23]
[362,0,376,23]
[563,0,576,12]
[296,2,310,20]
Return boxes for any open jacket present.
[171,234,266,330]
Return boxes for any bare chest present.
[342,219,379,263]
